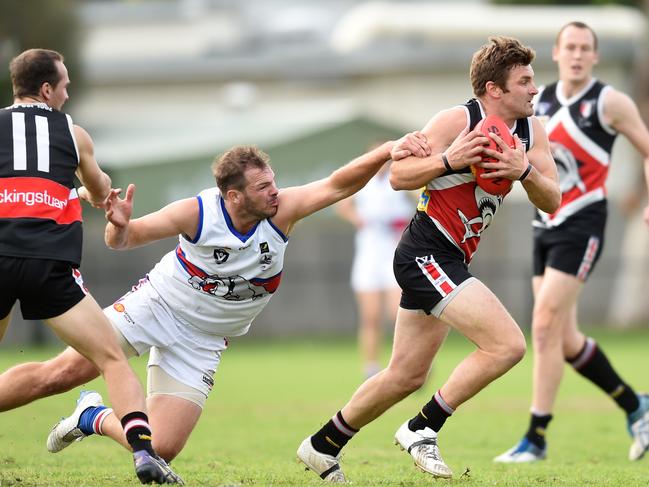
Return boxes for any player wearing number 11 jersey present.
[0,48,181,484]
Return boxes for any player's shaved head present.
[556,21,598,51]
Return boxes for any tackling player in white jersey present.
[0,136,429,463]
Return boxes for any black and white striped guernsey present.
[0,103,83,265]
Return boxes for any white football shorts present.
[103,278,228,400]
[351,231,400,292]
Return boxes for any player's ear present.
[485,81,502,99]
[40,82,52,101]
[225,188,240,203]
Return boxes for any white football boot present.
[394,421,452,478]
[628,394,649,461]
[47,390,103,453]
[297,437,346,483]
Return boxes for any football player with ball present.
[298,36,560,482]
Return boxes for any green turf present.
[0,327,648,486]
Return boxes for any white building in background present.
[78,1,649,330]
[78,1,645,179]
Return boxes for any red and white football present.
[471,115,515,196]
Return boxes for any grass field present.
[0,327,648,486]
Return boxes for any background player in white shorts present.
[337,161,414,378]
[0,136,430,462]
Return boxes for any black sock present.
[310,411,358,457]
[525,413,552,449]
[408,390,454,433]
[568,337,640,415]
[121,411,155,455]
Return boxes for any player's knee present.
[531,318,560,353]
[494,329,526,370]
[532,300,563,332]
[504,336,526,367]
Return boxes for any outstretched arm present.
[389,107,489,190]
[105,184,200,250]
[272,132,429,235]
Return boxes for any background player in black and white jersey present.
[297,36,560,482]
[0,49,181,484]
[0,134,429,464]
[495,22,649,464]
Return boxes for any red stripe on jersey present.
[0,177,81,224]
[419,183,490,263]
[549,124,609,216]
[175,245,209,278]
[250,272,283,294]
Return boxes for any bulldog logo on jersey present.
[176,245,282,300]
[213,248,229,264]
[457,186,502,243]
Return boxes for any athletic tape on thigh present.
[147,365,207,408]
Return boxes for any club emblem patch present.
[213,248,229,264]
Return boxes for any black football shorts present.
[0,256,87,320]
[394,214,474,316]
[533,201,606,281]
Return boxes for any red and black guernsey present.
[415,98,532,263]
[533,79,617,227]
[0,103,83,266]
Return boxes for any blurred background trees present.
[0,0,81,107]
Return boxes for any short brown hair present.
[10,49,65,99]
[212,145,271,193]
[470,36,535,97]
[556,21,598,51]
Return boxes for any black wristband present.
[442,153,452,172]
[518,163,533,181]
